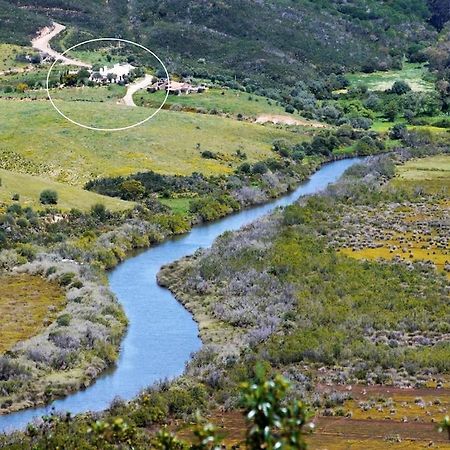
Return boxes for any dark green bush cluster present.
[189,195,239,222]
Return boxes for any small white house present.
[90,63,136,83]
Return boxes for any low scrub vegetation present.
[0,274,65,354]
[0,255,127,413]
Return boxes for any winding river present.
[0,157,362,433]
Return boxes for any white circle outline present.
[45,38,170,132]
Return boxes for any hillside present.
[1,0,437,90]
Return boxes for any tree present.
[389,123,407,140]
[39,189,58,205]
[120,179,146,200]
[438,415,450,441]
[107,73,117,83]
[391,80,411,95]
[384,101,399,122]
[90,203,109,221]
[241,365,312,450]
[152,368,313,450]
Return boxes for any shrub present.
[252,162,268,174]
[59,272,76,286]
[200,150,217,159]
[57,314,71,327]
[390,80,411,95]
[39,189,58,205]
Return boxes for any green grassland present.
[0,84,126,102]
[0,168,134,211]
[0,43,33,71]
[0,99,307,184]
[392,153,450,193]
[159,198,191,215]
[136,88,288,118]
[346,63,435,92]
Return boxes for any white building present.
[91,63,136,83]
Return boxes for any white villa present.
[90,63,136,83]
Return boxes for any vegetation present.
[0,0,435,90]
[1,1,450,446]
[156,148,449,448]
[0,168,133,211]
[0,99,302,183]
[345,63,435,93]
[136,87,291,118]
[0,370,313,449]
[0,274,65,354]
[39,189,58,205]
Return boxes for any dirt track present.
[31,22,91,68]
[120,74,154,107]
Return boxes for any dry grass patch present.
[0,274,65,353]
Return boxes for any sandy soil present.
[31,22,91,68]
[255,113,329,128]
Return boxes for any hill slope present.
[1,0,436,90]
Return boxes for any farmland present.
[0,44,33,72]
[137,87,291,118]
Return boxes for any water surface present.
[0,157,361,432]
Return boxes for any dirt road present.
[121,74,154,107]
[32,22,91,68]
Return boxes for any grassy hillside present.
[1,0,436,90]
[136,88,289,118]
[0,168,134,211]
[0,99,308,183]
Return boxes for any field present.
[346,63,434,92]
[176,384,450,449]
[0,98,309,184]
[392,154,450,194]
[0,44,32,72]
[0,274,65,354]
[337,155,449,278]
[136,87,289,118]
[160,198,191,215]
[0,168,133,211]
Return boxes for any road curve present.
[32,22,155,106]
[32,22,91,68]
[121,74,155,107]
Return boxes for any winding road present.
[120,74,154,106]
[31,22,153,106]
[31,22,91,68]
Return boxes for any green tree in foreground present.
[39,189,58,205]
[241,365,313,450]
[438,415,450,441]
[153,367,312,449]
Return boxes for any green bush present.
[39,189,58,205]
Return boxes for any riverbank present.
[0,157,362,432]
[155,151,450,448]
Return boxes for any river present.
[0,157,362,433]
